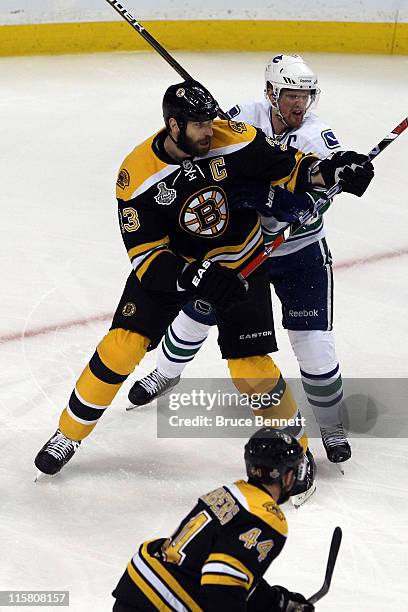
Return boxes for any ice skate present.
[34,429,81,478]
[127,368,180,409]
[320,424,351,470]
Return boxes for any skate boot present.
[35,429,81,476]
[320,424,351,463]
[127,368,180,409]
[291,448,316,508]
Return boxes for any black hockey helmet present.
[162,79,219,129]
[245,428,305,491]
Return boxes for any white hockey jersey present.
[227,99,341,256]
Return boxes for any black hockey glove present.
[227,178,271,212]
[312,150,374,196]
[270,585,315,612]
[267,187,316,223]
[178,260,248,311]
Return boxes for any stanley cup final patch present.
[154,181,177,205]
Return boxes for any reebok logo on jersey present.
[289,309,318,317]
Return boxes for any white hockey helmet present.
[264,53,321,111]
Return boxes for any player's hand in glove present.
[267,187,316,224]
[312,151,374,196]
[178,260,248,311]
[270,585,315,612]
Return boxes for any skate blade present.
[334,463,345,476]
[126,380,181,411]
[126,403,142,411]
[34,470,56,482]
[291,482,317,508]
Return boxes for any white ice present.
[1,50,408,611]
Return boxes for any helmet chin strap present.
[275,102,289,129]
[167,120,194,156]
[277,479,292,504]
[265,87,289,130]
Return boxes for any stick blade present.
[308,526,342,605]
[324,526,342,587]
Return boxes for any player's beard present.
[183,134,211,157]
[284,109,305,129]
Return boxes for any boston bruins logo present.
[228,120,247,134]
[122,302,136,317]
[116,168,130,190]
[180,187,228,238]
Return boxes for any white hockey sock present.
[288,329,344,427]
[157,310,212,379]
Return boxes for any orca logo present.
[321,129,340,149]
[227,105,241,119]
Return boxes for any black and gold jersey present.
[112,480,288,611]
[116,120,317,293]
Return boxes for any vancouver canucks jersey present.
[116,120,317,293]
[112,480,288,611]
[227,99,341,256]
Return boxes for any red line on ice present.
[334,247,408,271]
[1,247,407,344]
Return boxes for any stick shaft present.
[105,0,193,80]
[104,0,229,118]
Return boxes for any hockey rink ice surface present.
[1,50,408,611]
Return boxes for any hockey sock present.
[300,364,343,427]
[59,329,149,441]
[228,355,308,452]
[288,330,343,427]
[157,310,212,379]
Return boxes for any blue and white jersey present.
[227,99,341,256]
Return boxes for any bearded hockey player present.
[129,55,352,465]
[112,429,315,612]
[34,79,373,482]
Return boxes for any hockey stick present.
[104,0,229,118]
[239,116,408,279]
[308,526,342,605]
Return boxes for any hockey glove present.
[312,150,374,196]
[267,187,317,224]
[178,260,248,311]
[270,585,315,612]
[227,178,271,212]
